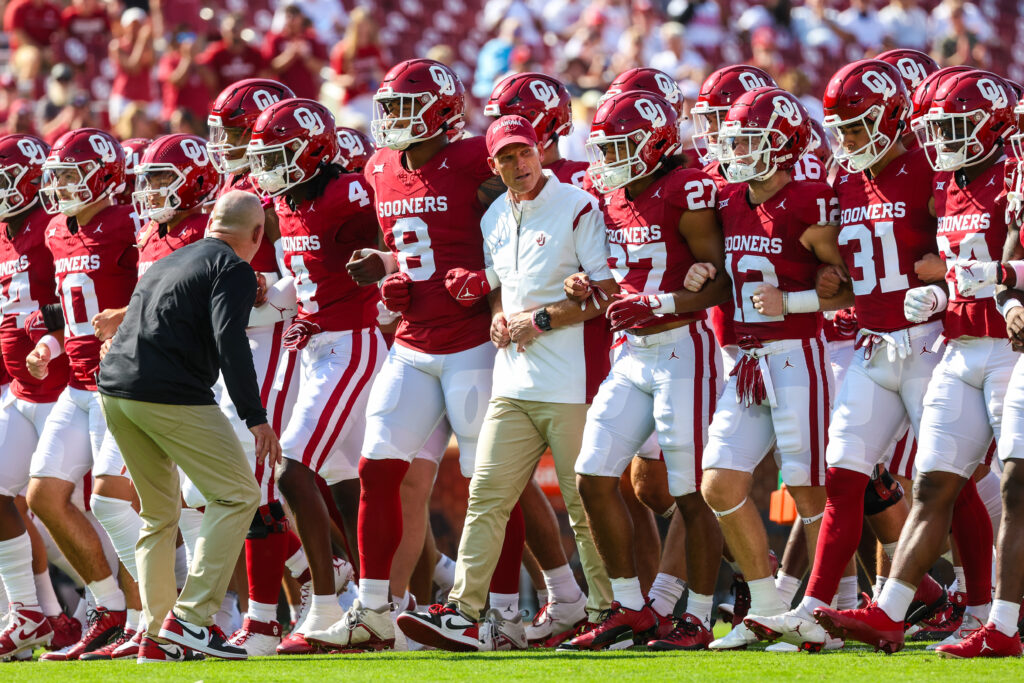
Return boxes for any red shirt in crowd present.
[329,43,386,103]
[158,50,211,121]
[4,0,62,50]
[110,35,155,103]
[261,30,328,100]
[198,40,268,94]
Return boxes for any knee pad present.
[246,501,289,540]
[863,467,905,516]
[780,461,811,488]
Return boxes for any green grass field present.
[6,639,1023,682]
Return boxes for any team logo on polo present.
[429,65,457,96]
[635,98,667,127]
[529,80,560,110]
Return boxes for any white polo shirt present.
[481,171,612,404]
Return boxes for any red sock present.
[805,467,870,603]
[913,572,944,606]
[285,528,302,559]
[246,531,288,606]
[488,502,525,594]
[357,458,409,580]
[951,478,993,606]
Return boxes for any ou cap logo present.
[429,65,457,96]
[16,138,45,164]
[772,96,803,126]
[338,131,364,155]
[180,138,208,165]
[738,71,769,91]
[252,89,280,111]
[88,134,117,162]
[635,98,667,127]
[295,107,326,134]
[654,73,680,102]
[895,58,928,88]
[978,78,1008,107]
[528,80,560,111]
[862,70,898,98]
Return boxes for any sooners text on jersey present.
[137,213,209,277]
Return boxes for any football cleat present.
[912,591,966,642]
[478,608,528,651]
[926,612,984,651]
[397,602,482,652]
[556,602,657,651]
[0,605,53,658]
[291,557,355,636]
[276,632,318,655]
[537,618,597,649]
[112,627,145,658]
[305,600,395,653]
[813,604,904,654]
[525,593,587,645]
[647,613,714,651]
[709,621,759,650]
[48,612,83,650]
[650,611,674,642]
[228,617,282,656]
[935,624,1023,658]
[79,628,135,660]
[159,612,247,660]
[137,635,203,663]
[44,606,125,660]
[904,575,948,627]
[744,610,827,652]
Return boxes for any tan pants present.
[100,395,259,635]
[450,397,612,620]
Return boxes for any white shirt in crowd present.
[877,2,930,50]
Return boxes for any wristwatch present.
[532,307,553,332]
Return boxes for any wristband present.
[1007,261,1024,289]
[998,297,1023,318]
[378,250,400,276]
[650,294,677,314]
[783,289,820,316]
[485,267,500,290]
[41,334,63,358]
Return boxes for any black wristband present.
[41,303,65,332]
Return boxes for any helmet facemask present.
[718,121,787,183]
[922,107,994,171]
[691,103,727,161]
[247,138,312,199]
[371,91,439,150]
[0,163,34,219]
[585,131,653,193]
[207,119,251,174]
[133,166,186,224]
[40,161,102,216]
[824,105,897,173]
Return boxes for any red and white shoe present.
[650,611,674,642]
[0,604,53,658]
[936,624,1023,658]
[556,602,657,651]
[229,617,282,656]
[647,613,714,651]
[159,613,247,659]
[289,557,355,640]
[813,603,904,653]
[112,627,145,658]
[524,593,587,645]
[912,591,966,642]
[41,606,125,661]
[536,618,597,649]
[137,635,203,663]
[80,628,136,660]
[396,603,482,652]
[47,613,82,650]
[276,632,318,655]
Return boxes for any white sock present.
[748,576,785,616]
[876,579,915,622]
[536,587,549,605]
[174,543,188,590]
[687,591,714,629]
[393,590,411,613]
[796,595,828,620]
[542,564,582,604]
[489,592,519,617]
[289,604,300,624]
[953,566,966,593]
[838,576,859,611]
[178,507,204,568]
[286,547,309,579]
[73,596,88,628]
[881,542,898,559]
[989,599,1019,637]
[609,576,645,611]
[433,553,455,587]
[305,593,343,630]
[248,599,278,623]
[0,533,38,608]
[90,495,143,581]
[34,572,61,617]
[873,575,887,600]
[966,602,991,623]
[648,573,685,617]
[358,578,390,611]
[775,572,802,608]
[126,608,140,632]
[87,575,126,611]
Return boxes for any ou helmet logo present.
[295,107,326,134]
[429,65,456,96]
[252,89,280,111]
[895,58,928,88]
[654,73,680,102]
[338,131,364,155]
[738,71,769,91]
[862,70,898,98]
[16,138,45,164]
[772,96,802,126]
[529,80,560,111]
[88,134,117,162]
[180,138,208,165]
[978,78,1008,107]
[635,98,667,127]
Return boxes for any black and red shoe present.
[556,602,657,651]
[912,591,966,642]
[41,607,126,661]
[647,613,714,651]
[396,603,482,652]
[813,603,904,654]
[159,613,247,660]
[904,574,948,628]
[80,628,135,660]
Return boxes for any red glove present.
[444,268,492,307]
[605,293,658,333]
[380,272,413,312]
[832,307,858,339]
[282,319,322,351]
[23,309,49,344]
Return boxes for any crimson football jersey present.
[703,160,738,347]
[934,158,1009,340]
[0,205,69,402]
[791,153,829,183]
[835,147,939,333]
[137,212,208,277]
[601,167,716,329]
[718,180,835,340]
[277,174,379,331]
[219,172,279,274]
[365,136,493,353]
[46,204,139,390]
[545,158,589,189]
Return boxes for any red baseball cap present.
[486,115,538,157]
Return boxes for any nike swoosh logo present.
[443,618,473,631]
[179,622,207,641]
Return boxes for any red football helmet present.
[207,78,295,173]
[822,60,910,173]
[371,59,465,150]
[719,87,810,183]
[875,49,939,92]
[114,137,152,203]
[600,67,685,119]
[40,128,125,216]
[484,72,572,149]
[247,98,338,198]
[921,70,1014,171]
[335,127,374,173]
[909,66,973,141]
[692,65,776,160]
[586,91,679,193]
[132,134,218,224]
[1009,95,1024,162]
[807,118,834,173]
[0,134,49,219]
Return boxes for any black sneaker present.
[159,613,247,660]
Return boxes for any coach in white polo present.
[398,115,616,648]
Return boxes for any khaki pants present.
[450,397,612,620]
[100,395,259,635]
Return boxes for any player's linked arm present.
[671,208,730,313]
